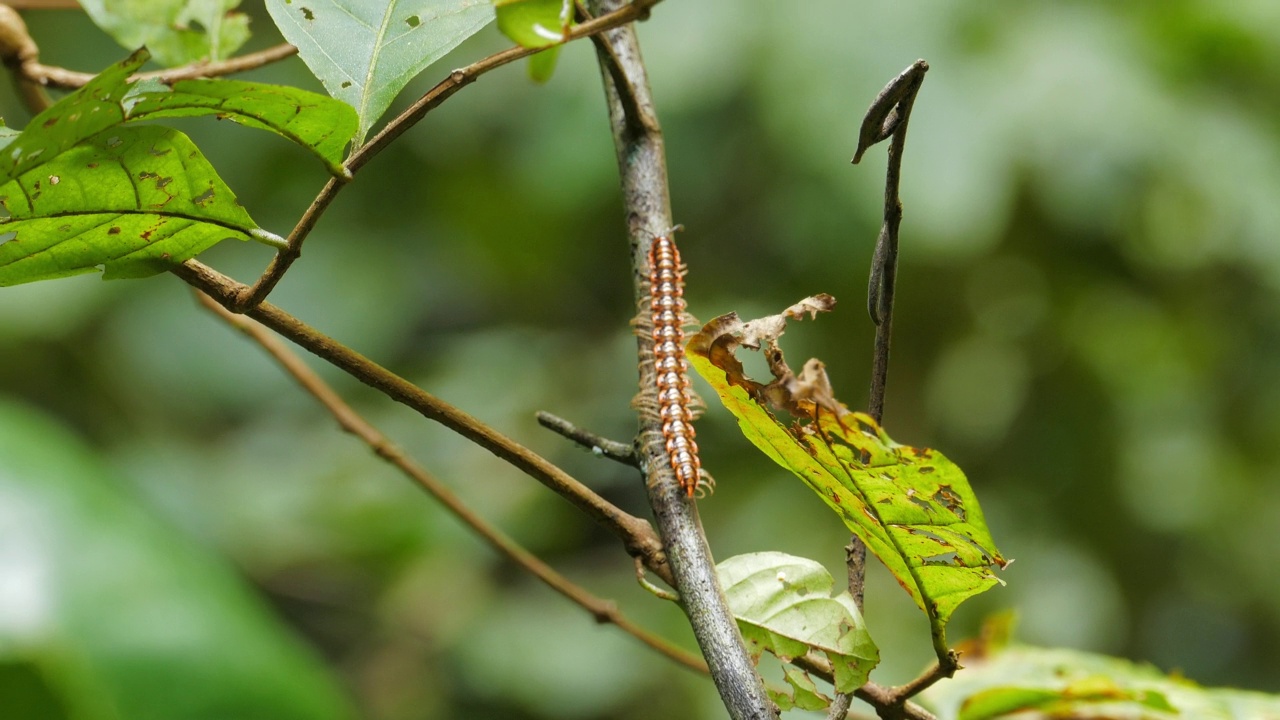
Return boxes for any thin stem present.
[195,291,706,675]
[585,1,775,718]
[792,654,938,720]
[21,43,299,89]
[172,259,676,590]
[536,411,638,467]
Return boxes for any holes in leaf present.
[193,188,215,206]
[105,136,122,148]
[340,81,352,89]
[301,6,314,20]
[0,231,16,247]
[48,175,59,185]
[405,14,420,27]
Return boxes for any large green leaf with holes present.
[0,51,149,188]
[265,0,496,145]
[0,125,261,286]
[80,0,250,67]
[687,300,1008,659]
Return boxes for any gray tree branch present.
[583,2,777,718]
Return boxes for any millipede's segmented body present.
[648,233,703,497]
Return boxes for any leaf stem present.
[248,228,288,249]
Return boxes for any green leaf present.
[0,400,355,719]
[0,50,149,188]
[719,552,879,695]
[265,0,496,146]
[921,636,1280,720]
[495,0,571,82]
[80,0,251,67]
[495,0,571,48]
[124,78,359,176]
[0,125,260,286]
[688,298,1008,659]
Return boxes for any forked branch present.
[173,259,675,589]
[194,291,706,675]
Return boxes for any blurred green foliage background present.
[3,1,1279,718]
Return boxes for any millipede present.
[647,231,707,498]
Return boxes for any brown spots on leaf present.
[160,252,170,260]
[932,486,965,521]
[147,145,171,157]
[108,227,121,235]
[87,162,98,169]
[919,466,935,474]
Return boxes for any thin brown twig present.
[793,654,937,720]
[172,258,675,589]
[0,5,50,113]
[536,411,638,467]
[194,290,706,675]
[20,43,299,89]
[231,0,666,311]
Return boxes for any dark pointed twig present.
[846,60,930,614]
[844,60,957,718]
[536,411,638,466]
[585,1,776,718]
[854,59,928,422]
[844,62,929,640]
[194,290,706,675]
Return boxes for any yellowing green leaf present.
[688,298,1008,659]
[921,620,1277,720]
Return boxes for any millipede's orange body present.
[648,233,702,497]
